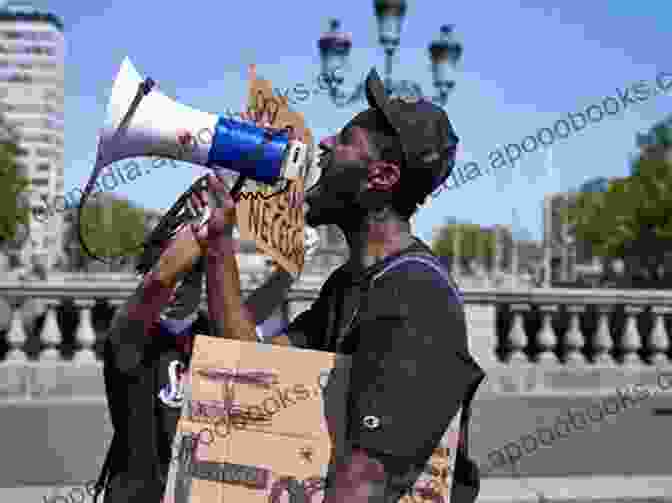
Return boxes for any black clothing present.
[97,313,209,503]
[286,238,485,503]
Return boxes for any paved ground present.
[4,391,672,486]
[5,476,672,503]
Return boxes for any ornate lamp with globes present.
[317,0,463,107]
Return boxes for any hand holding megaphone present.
[189,173,238,248]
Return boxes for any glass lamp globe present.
[429,25,462,90]
[318,19,351,84]
[373,0,407,49]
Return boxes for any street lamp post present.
[317,0,462,107]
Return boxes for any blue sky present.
[32,0,672,243]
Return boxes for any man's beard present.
[304,159,370,228]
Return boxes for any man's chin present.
[305,209,324,228]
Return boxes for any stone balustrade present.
[1,280,671,369]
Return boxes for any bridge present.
[1,273,671,502]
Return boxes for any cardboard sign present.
[162,336,352,503]
[235,72,312,278]
[236,177,305,278]
[162,336,462,503]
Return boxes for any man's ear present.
[367,161,401,191]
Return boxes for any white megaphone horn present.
[78,57,309,264]
[93,57,308,185]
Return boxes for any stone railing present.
[1,279,671,375]
[0,273,325,364]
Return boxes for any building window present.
[0,44,55,56]
[37,163,50,172]
[21,133,63,146]
[0,73,63,85]
[36,148,61,160]
[1,30,59,42]
[31,178,48,186]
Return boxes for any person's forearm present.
[206,236,258,341]
[107,271,175,374]
[119,226,203,331]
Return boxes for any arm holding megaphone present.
[189,168,317,344]
[190,173,258,342]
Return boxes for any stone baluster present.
[5,299,27,361]
[649,306,671,366]
[507,304,530,363]
[593,306,614,365]
[108,299,125,321]
[39,300,62,361]
[74,299,97,363]
[564,305,586,365]
[536,305,558,363]
[621,305,643,366]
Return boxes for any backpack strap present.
[370,253,463,303]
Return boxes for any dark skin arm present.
[108,220,296,375]
[189,175,257,342]
[107,225,201,374]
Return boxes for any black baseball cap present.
[344,68,459,199]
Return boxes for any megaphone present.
[95,57,308,185]
[78,57,310,264]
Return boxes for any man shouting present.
[189,69,485,503]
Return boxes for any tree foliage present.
[565,154,672,281]
[76,193,149,268]
[0,119,30,245]
[432,222,497,265]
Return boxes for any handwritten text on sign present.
[239,182,304,275]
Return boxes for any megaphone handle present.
[229,176,247,201]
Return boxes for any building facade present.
[542,179,620,283]
[0,2,65,274]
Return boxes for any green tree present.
[565,155,672,281]
[76,192,149,270]
[0,118,30,244]
[432,221,496,268]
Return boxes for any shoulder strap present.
[370,253,463,303]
